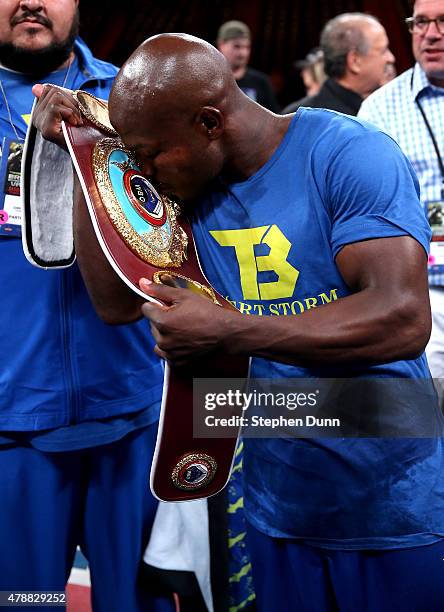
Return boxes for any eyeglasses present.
[405,16,444,35]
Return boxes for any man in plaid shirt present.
[359,0,444,404]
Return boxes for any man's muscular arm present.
[73,176,144,324]
[140,235,431,367]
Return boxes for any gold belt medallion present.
[92,138,188,268]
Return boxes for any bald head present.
[110,33,239,134]
[106,33,287,203]
[106,34,249,202]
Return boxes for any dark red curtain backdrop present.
[78,0,414,106]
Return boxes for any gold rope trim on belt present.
[92,138,188,268]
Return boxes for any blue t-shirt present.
[191,108,444,549]
[0,39,163,450]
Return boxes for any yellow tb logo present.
[210,225,299,300]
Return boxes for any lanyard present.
[0,56,74,146]
[411,72,444,199]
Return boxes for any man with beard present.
[33,33,444,610]
[0,3,170,611]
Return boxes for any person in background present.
[283,48,326,113]
[0,1,171,610]
[216,19,280,112]
[359,0,444,406]
[283,12,395,115]
[380,61,397,85]
[296,47,326,97]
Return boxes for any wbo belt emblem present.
[92,138,187,268]
[123,170,167,227]
[171,453,217,491]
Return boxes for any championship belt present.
[22,90,249,501]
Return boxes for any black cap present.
[217,20,251,42]
[294,48,324,70]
